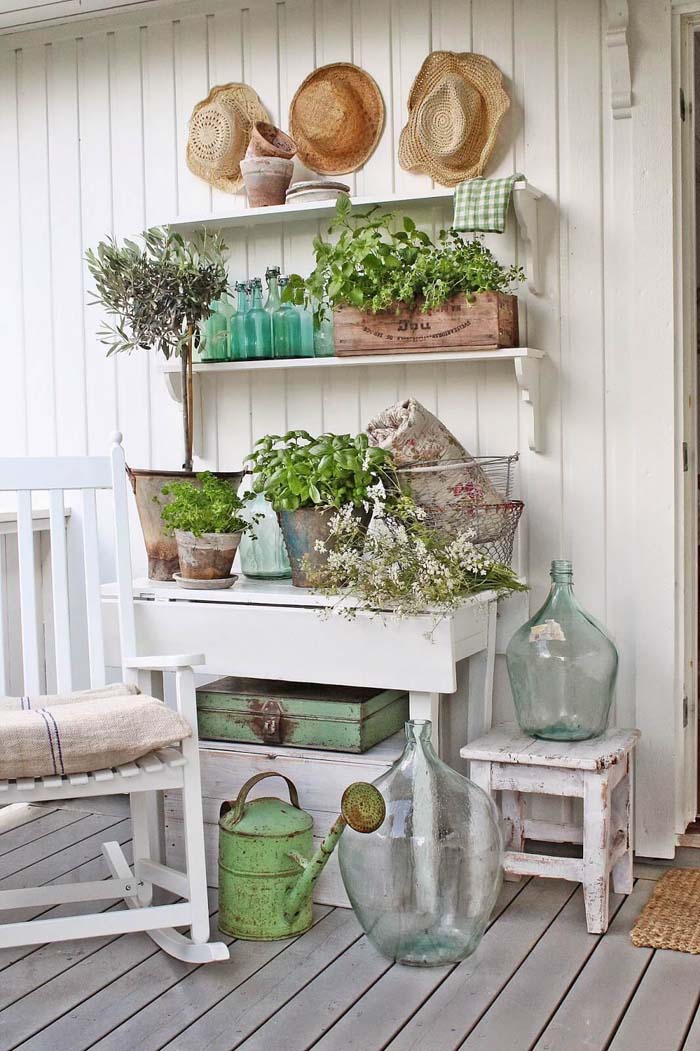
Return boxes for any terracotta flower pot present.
[240,157,294,208]
[127,468,243,581]
[278,505,372,588]
[246,121,297,160]
[175,530,242,580]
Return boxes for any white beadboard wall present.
[0,0,680,855]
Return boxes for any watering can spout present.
[283,782,385,924]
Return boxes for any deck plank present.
[7,895,221,1051]
[106,908,354,1051]
[0,808,86,857]
[384,878,576,1051]
[311,881,526,1051]
[0,813,126,882]
[459,887,626,1049]
[607,946,700,1050]
[533,879,656,1051]
[236,934,394,1050]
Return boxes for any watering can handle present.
[221,771,301,825]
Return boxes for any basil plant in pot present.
[159,472,258,586]
[85,226,240,580]
[246,430,395,587]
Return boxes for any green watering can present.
[218,771,385,940]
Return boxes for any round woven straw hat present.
[398,51,509,187]
[187,83,270,193]
[289,63,384,175]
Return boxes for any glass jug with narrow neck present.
[506,559,618,741]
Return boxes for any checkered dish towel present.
[453,173,524,234]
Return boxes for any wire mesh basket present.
[396,454,524,566]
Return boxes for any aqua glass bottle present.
[339,720,503,966]
[237,480,291,579]
[506,559,618,741]
[245,278,273,360]
[273,277,302,359]
[229,282,250,361]
[206,299,229,361]
[217,293,234,360]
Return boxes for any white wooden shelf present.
[168,183,544,295]
[161,347,545,452]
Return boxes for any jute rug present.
[631,869,700,953]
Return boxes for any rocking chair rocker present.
[0,435,228,963]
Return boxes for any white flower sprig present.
[305,493,526,630]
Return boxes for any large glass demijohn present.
[338,720,503,967]
[506,559,618,741]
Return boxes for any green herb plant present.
[283,195,524,319]
[159,472,256,537]
[246,430,396,512]
[86,226,229,471]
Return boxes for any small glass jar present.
[237,482,291,579]
[506,559,618,740]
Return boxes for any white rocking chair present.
[0,434,228,963]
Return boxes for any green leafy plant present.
[246,430,396,512]
[159,472,255,537]
[310,494,527,629]
[86,226,229,471]
[283,195,524,318]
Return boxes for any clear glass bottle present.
[245,278,273,360]
[313,309,334,358]
[273,277,302,359]
[237,480,291,579]
[506,559,618,741]
[229,282,250,361]
[296,299,315,358]
[339,720,503,967]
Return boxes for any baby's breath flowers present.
[307,492,526,630]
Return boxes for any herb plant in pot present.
[86,227,235,580]
[159,472,257,588]
[246,430,395,587]
[284,196,525,354]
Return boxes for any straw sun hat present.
[187,83,270,193]
[398,51,510,187]
[289,63,384,175]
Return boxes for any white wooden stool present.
[461,726,640,934]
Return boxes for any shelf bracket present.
[514,356,543,453]
[605,0,632,119]
[163,370,183,404]
[513,183,543,295]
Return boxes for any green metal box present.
[196,677,409,753]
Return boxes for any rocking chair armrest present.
[123,654,205,671]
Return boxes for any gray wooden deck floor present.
[2,802,700,1051]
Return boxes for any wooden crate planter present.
[333,292,519,356]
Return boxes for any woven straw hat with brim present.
[398,51,509,188]
[289,63,384,175]
[187,83,270,193]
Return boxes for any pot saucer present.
[173,573,238,591]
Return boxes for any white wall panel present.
[0,0,681,854]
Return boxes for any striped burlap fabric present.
[0,685,191,780]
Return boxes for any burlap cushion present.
[0,694,192,779]
[0,682,140,713]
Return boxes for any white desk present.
[101,576,506,757]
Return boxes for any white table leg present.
[501,789,525,883]
[409,691,442,754]
[466,598,497,743]
[611,766,634,894]
[583,771,611,933]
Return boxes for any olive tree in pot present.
[246,430,395,588]
[159,472,258,587]
[86,226,237,580]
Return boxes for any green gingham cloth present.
[453,173,524,234]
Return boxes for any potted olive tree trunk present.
[86,227,240,579]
